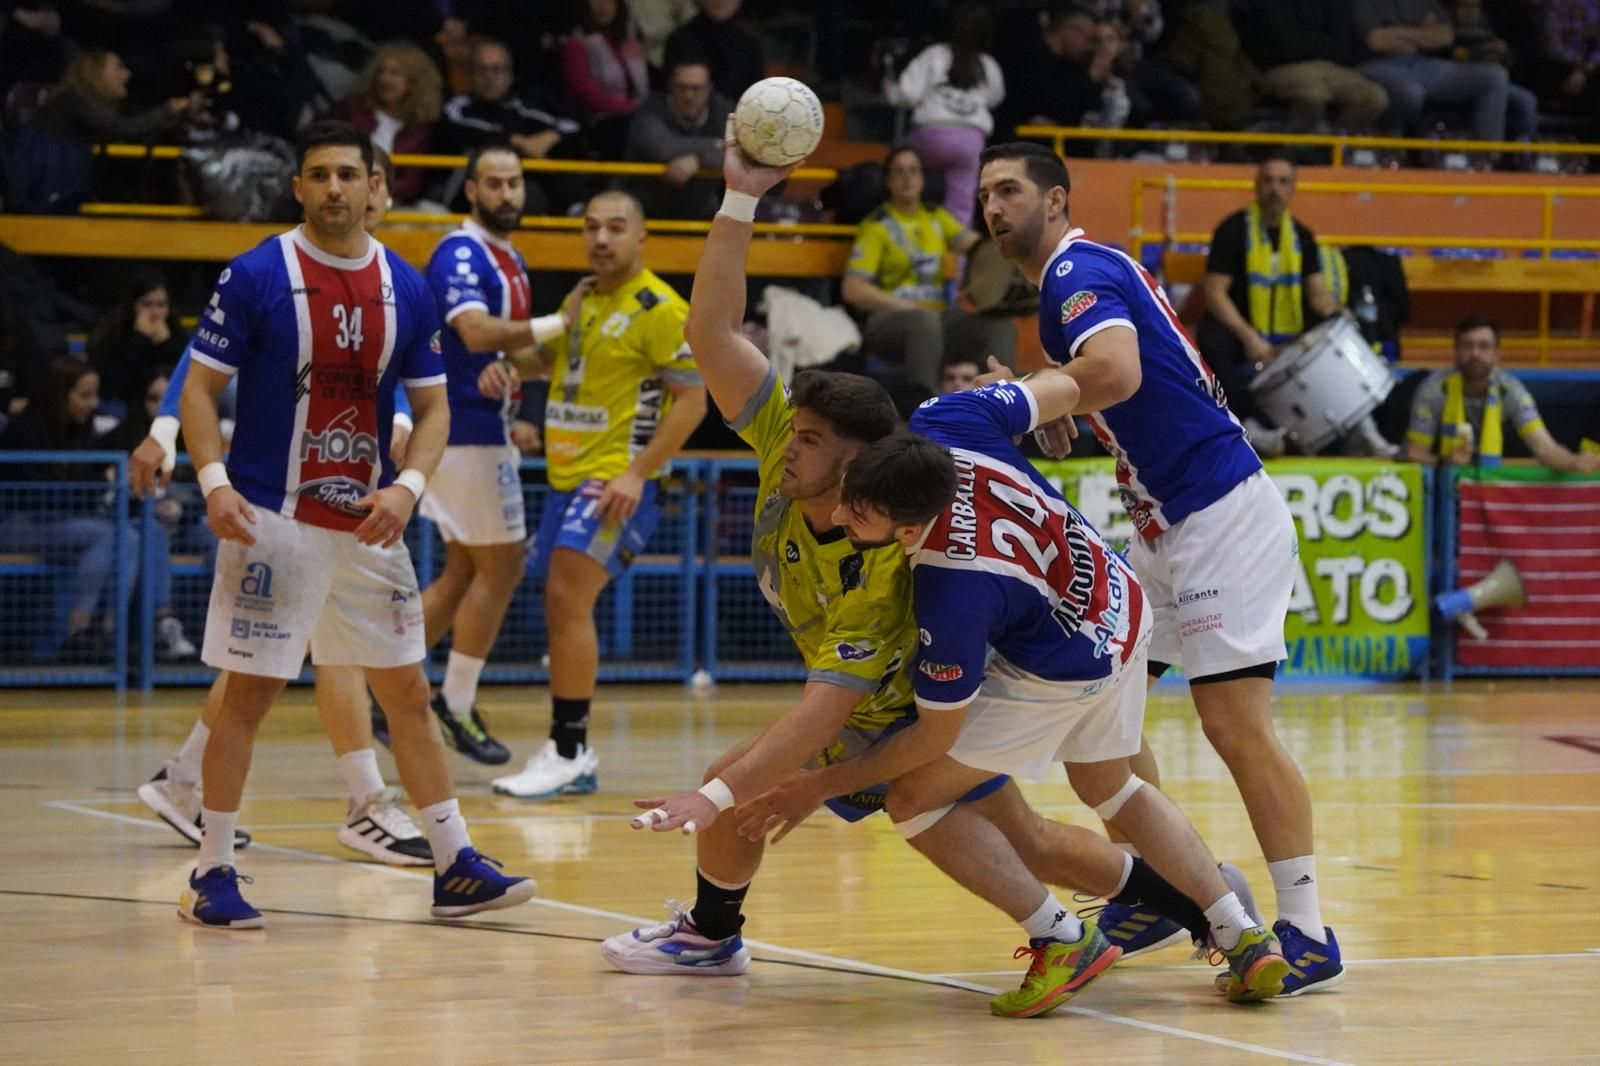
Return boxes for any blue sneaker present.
[179,866,265,929]
[431,848,538,918]
[600,903,751,975]
[1084,902,1189,959]
[1275,921,1345,996]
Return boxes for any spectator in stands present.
[440,37,582,213]
[0,356,194,662]
[38,49,199,144]
[86,271,184,418]
[561,0,649,155]
[1242,0,1390,131]
[841,145,1015,393]
[1517,0,1600,133]
[883,4,1005,226]
[1405,316,1600,472]
[997,6,1130,140]
[938,353,981,394]
[330,43,443,207]
[663,0,763,101]
[1078,0,1201,124]
[625,56,730,219]
[195,18,320,143]
[1354,0,1538,145]
[1199,155,1370,455]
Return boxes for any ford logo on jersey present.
[298,477,372,517]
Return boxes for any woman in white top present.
[883,4,1005,226]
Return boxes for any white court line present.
[42,797,1349,1064]
[934,950,1600,978]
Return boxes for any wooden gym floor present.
[2,679,1597,1065]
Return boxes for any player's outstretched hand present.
[736,770,825,844]
[206,486,258,546]
[722,116,802,199]
[129,435,173,499]
[478,359,519,401]
[353,485,416,548]
[1034,414,1078,459]
[596,469,645,523]
[631,791,720,835]
[561,276,597,328]
[972,354,1016,390]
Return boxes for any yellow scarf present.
[1441,370,1503,466]
[1319,242,1348,307]
[1245,203,1304,344]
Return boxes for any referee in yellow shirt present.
[480,190,707,798]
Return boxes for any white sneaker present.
[136,763,252,848]
[338,787,433,867]
[600,902,750,976]
[491,740,598,799]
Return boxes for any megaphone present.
[1434,560,1526,641]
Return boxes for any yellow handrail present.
[1130,175,1600,364]
[93,143,842,181]
[1017,123,1600,167]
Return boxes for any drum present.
[1248,312,1395,452]
[960,238,1039,315]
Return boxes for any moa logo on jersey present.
[298,476,372,517]
[1060,291,1097,324]
[300,406,380,466]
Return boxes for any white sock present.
[418,798,472,873]
[172,721,210,784]
[441,651,486,717]
[1020,892,1083,943]
[1204,891,1251,951]
[1268,856,1326,942]
[337,748,386,805]
[1115,842,1141,857]
[1110,850,1134,897]
[196,807,237,874]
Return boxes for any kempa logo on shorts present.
[1177,587,1219,607]
[240,562,273,599]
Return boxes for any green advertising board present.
[1033,459,1430,679]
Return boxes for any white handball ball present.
[733,77,824,166]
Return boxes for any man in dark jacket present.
[625,57,732,220]
[663,0,764,101]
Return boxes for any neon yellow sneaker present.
[1215,924,1291,1003]
[990,922,1121,1018]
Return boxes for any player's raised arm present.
[682,120,801,423]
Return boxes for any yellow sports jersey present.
[846,202,965,310]
[542,268,701,492]
[729,366,919,732]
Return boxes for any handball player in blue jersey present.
[969,142,1341,995]
[175,121,535,928]
[829,381,1290,1007]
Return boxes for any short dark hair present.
[1455,314,1500,342]
[467,142,521,180]
[790,370,898,444]
[841,431,959,527]
[372,144,395,191]
[1258,151,1297,172]
[941,351,981,370]
[586,188,649,224]
[884,143,923,170]
[1045,3,1094,29]
[295,120,373,174]
[978,141,1071,198]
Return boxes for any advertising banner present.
[1035,459,1430,679]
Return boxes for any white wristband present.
[148,415,179,472]
[697,777,736,812]
[718,190,759,223]
[529,313,566,344]
[197,462,230,497]
[394,468,427,500]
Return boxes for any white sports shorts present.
[201,508,425,680]
[948,632,1151,781]
[1127,469,1296,679]
[418,444,527,545]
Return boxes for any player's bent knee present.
[894,803,955,841]
[1090,774,1146,822]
